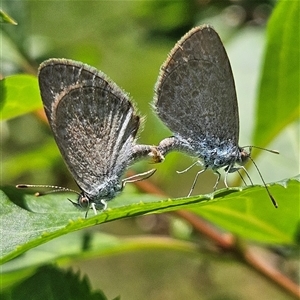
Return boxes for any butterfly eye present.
[240,149,250,164]
[78,195,90,208]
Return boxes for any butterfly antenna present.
[244,146,279,155]
[16,184,80,197]
[247,157,278,208]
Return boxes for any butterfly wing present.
[38,59,140,195]
[154,25,239,149]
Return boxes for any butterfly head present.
[239,147,251,165]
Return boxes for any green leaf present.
[0,187,162,264]
[192,176,300,244]
[253,1,300,146]
[0,9,18,25]
[1,177,298,264]
[0,265,109,300]
[0,75,41,120]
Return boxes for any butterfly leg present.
[84,202,97,218]
[238,166,253,185]
[122,169,156,186]
[188,168,206,196]
[177,161,198,174]
[100,199,108,211]
[213,170,222,190]
[226,165,253,186]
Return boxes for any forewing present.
[38,59,140,194]
[154,25,239,146]
[39,59,114,120]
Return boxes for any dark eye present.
[78,195,89,208]
[240,149,250,164]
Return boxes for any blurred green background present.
[1,1,299,299]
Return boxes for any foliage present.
[1,1,299,299]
